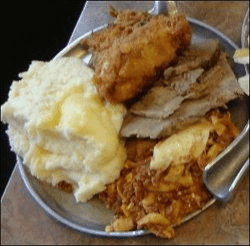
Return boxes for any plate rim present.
[241,8,249,48]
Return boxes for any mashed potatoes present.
[1,57,127,202]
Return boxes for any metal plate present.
[241,8,249,48]
[241,8,249,73]
[18,17,249,238]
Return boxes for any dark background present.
[1,1,86,198]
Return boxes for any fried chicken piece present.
[90,14,192,103]
[82,9,152,52]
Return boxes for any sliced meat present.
[130,86,185,119]
[130,68,204,119]
[169,68,204,95]
[164,39,221,79]
[120,54,244,139]
[130,40,220,119]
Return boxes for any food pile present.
[1,8,247,238]
[100,110,239,238]
[1,57,127,202]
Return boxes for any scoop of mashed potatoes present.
[1,57,127,202]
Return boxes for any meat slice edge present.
[120,54,245,139]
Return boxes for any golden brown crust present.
[82,9,152,52]
[85,13,192,103]
[125,138,158,162]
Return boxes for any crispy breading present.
[125,138,158,162]
[85,12,192,103]
[82,9,152,52]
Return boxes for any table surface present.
[1,1,249,245]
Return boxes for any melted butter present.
[37,85,84,129]
[150,121,213,171]
[59,92,119,168]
